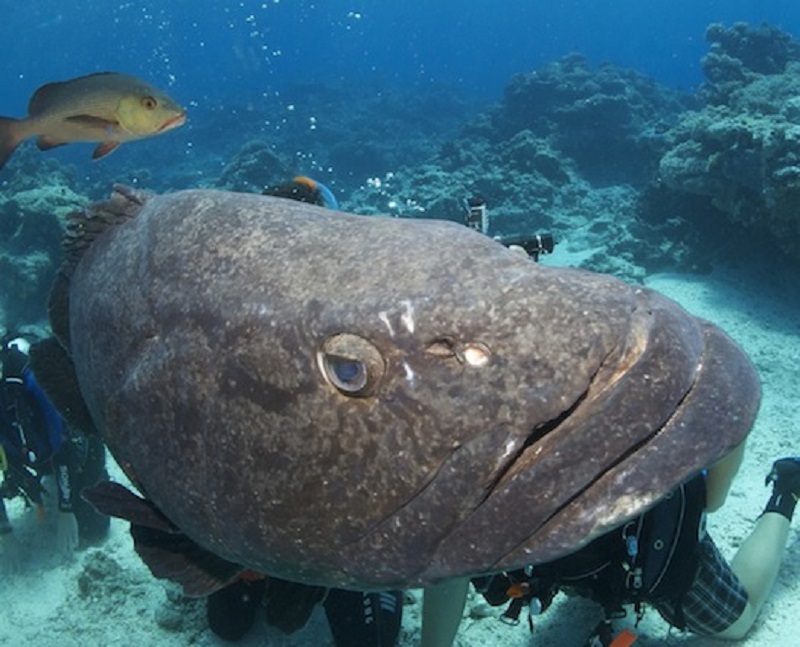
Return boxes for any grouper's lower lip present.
[159,112,187,132]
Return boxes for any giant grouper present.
[32,185,760,593]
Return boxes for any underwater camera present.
[464,196,489,234]
[463,196,555,262]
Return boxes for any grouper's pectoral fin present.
[83,481,243,597]
[131,523,244,597]
[82,481,176,531]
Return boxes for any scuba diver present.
[0,333,109,573]
[421,445,800,646]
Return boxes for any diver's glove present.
[56,510,79,557]
[764,457,800,521]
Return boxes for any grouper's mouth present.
[423,319,761,582]
[336,303,760,589]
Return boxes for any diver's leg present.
[421,577,469,647]
[206,577,266,641]
[323,588,403,647]
[717,457,799,639]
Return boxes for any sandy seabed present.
[1,258,798,647]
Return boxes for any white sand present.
[1,260,798,646]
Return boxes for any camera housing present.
[464,196,488,234]
[493,234,555,261]
[462,196,555,261]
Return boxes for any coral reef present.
[494,54,693,185]
[217,139,290,192]
[658,23,800,260]
[347,55,696,281]
[700,22,800,104]
[0,175,87,330]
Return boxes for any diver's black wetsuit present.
[0,340,108,543]
[207,575,403,645]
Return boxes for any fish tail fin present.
[0,116,23,170]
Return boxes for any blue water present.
[3,1,799,116]
[2,0,798,192]
[3,4,800,646]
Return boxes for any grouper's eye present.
[325,355,367,391]
[318,333,385,397]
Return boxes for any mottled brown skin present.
[66,188,760,589]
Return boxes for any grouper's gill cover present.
[49,186,759,591]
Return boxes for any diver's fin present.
[92,141,120,159]
[83,481,243,597]
[263,577,327,633]
[60,184,151,276]
[29,337,97,434]
[0,116,22,171]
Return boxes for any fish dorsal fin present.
[29,80,72,116]
[61,184,150,275]
[48,184,150,352]
[28,72,120,116]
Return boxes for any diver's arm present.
[705,439,746,512]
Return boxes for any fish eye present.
[141,96,158,110]
[325,355,367,391]
[317,333,385,397]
